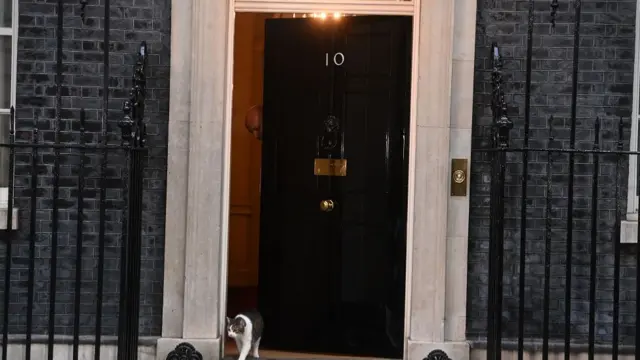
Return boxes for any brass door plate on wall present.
[451,158,468,196]
[314,158,347,176]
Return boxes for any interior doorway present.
[226,12,412,359]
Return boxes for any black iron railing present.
[477,18,640,360]
[0,1,148,358]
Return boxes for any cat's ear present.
[226,316,231,325]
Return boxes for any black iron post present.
[487,43,512,360]
[117,41,148,360]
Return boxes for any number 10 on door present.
[326,52,345,67]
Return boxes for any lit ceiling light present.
[305,12,352,20]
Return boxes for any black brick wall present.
[0,0,170,337]
[467,0,637,345]
[8,0,638,346]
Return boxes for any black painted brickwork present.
[0,0,170,337]
[467,0,637,345]
[8,0,638,346]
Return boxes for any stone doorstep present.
[223,349,399,360]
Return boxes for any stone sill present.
[622,219,639,243]
[0,207,18,231]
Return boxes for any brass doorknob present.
[320,199,334,212]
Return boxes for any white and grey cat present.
[226,310,264,360]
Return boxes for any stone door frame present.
[157,0,478,359]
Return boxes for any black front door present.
[258,15,412,358]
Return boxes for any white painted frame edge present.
[235,0,413,15]
[219,1,420,357]
[404,0,421,356]
[218,0,235,351]
[0,0,20,231]
[11,0,17,110]
[622,0,640,242]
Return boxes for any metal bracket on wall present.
[450,158,468,196]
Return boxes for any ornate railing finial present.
[165,342,203,360]
[119,41,148,147]
[490,43,513,148]
[550,0,559,28]
[80,0,88,24]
